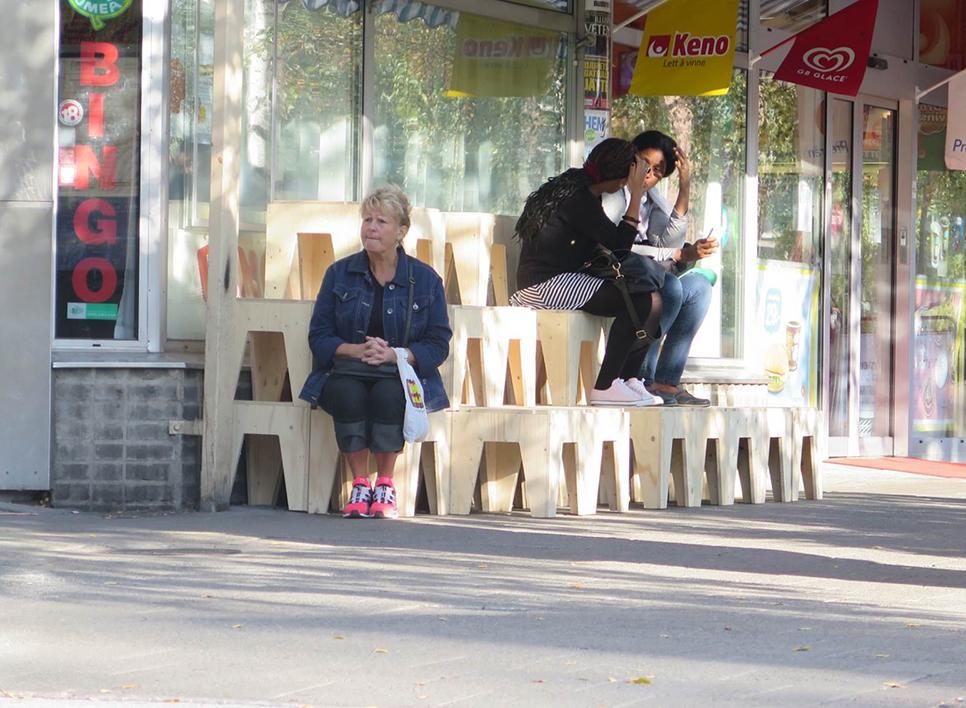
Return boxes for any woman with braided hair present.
[510,138,664,406]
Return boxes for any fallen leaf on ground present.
[332,634,345,640]
[884,681,904,689]
[231,624,243,629]
[629,676,652,685]
[571,583,584,590]
[793,646,810,652]
[532,680,544,684]
[373,648,389,654]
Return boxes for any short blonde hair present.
[361,184,411,228]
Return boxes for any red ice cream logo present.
[646,35,671,57]
[802,46,855,73]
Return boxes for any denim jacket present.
[298,248,452,412]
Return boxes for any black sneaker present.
[673,389,711,407]
[645,384,678,406]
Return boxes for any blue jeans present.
[641,272,712,386]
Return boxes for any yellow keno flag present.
[629,0,740,97]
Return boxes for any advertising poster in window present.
[56,0,142,339]
[753,261,820,406]
[913,278,966,434]
[584,0,610,109]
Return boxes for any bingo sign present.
[67,0,133,30]
[56,0,142,339]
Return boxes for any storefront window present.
[371,10,569,215]
[755,73,823,406]
[611,70,747,359]
[913,104,966,445]
[272,2,362,201]
[56,0,143,340]
[827,98,852,437]
[167,1,572,339]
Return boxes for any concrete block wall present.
[51,368,202,512]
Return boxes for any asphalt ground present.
[1,463,964,707]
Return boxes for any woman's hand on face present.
[627,157,650,199]
[673,147,691,187]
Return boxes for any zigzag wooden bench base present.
[448,407,629,517]
[628,406,823,509]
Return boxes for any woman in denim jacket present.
[299,185,451,519]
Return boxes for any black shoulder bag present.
[581,245,664,342]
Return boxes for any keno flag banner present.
[768,0,879,97]
[945,71,966,171]
[629,0,739,97]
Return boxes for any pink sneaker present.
[342,476,373,518]
[369,477,398,519]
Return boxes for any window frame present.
[51,0,167,353]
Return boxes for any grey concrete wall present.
[51,368,203,511]
[0,3,56,489]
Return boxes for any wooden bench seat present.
[198,201,825,519]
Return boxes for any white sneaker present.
[624,378,663,406]
[590,379,643,407]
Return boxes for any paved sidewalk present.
[1,464,965,707]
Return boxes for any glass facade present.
[156,0,960,458]
[166,1,569,339]
[914,104,966,444]
[755,74,823,406]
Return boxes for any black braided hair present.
[515,138,636,243]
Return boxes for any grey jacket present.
[601,187,690,267]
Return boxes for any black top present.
[366,279,385,339]
[515,187,639,290]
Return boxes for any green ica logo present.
[68,0,133,30]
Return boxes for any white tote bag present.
[393,348,429,442]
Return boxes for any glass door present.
[825,98,897,456]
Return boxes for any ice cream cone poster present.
[754,261,820,405]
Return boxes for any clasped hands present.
[359,336,397,366]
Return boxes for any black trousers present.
[320,374,406,453]
[581,283,661,390]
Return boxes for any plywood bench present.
[628,406,824,509]
[448,407,629,517]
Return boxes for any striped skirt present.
[509,271,605,310]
